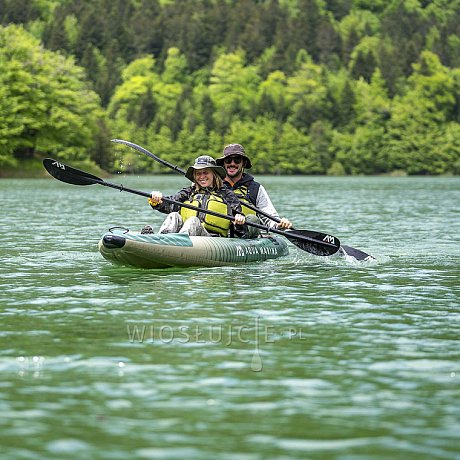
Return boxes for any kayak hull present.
[98,229,289,269]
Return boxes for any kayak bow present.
[98,228,289,269]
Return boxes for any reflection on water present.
[0,176,459,459]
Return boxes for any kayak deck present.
[98,228,289,269]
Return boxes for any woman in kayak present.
[141,155,248,238]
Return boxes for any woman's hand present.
[148,191,163,206]
[234,213,246,225]
[277,217,292,229]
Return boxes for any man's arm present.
[255,185,280,229]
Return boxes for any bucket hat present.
[216,143,252,169]
[185,155,227,181]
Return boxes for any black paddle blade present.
[340,245,375,261]
[283,229,340,256]
[43,158,102,186]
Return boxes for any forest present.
[1,0,459,175]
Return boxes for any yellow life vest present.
[180,191,232,237]
[233,186,257,216]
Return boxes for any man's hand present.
[277,217,292,229]
[234,214,246,225]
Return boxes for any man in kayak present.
[141,156,248,238]
[216,143,292,237]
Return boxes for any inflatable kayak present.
[98,227,289,269]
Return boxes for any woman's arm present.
[149,186,193,214]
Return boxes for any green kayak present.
[98,228,289,269]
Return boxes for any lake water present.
[0,175,459,459]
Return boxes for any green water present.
[1,175,459,459]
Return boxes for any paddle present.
[112,138,276,218]
[112,138,187,175]
[111,139,375,261]
[43,158,340,256]
[111,139,343,251]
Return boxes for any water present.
[0,175,459,459]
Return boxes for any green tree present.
[333,125,389,174]
[129,0,163,56]
[331,69,391,174]
[353,68,391,126]
[348,36,380,81]
[152,48,188,134]
[209,51,261,133]
[257,70,289,121]
[181,85,215,135]
[380,0,427,80]
[226,117,281,173]
[0,24,105,166]
[286,51,331,131]
[108,56,158,126]
[309,120,334,172]
[1,0,41,24]
[385,51,459,174]
[2,0,459,176]
[338,9,380,63]
[224,116,317,174]
[278,122,319,173]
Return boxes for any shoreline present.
[0,159,457,179]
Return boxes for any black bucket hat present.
[185,155,227,182]
[216,143,252,169]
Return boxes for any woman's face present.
[194,168,213,188]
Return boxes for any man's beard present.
[226,165,243,178]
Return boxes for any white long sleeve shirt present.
[255,184,281,229]
[224,174,281,229]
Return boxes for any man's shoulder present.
[239,173,261,187]
[223,174,261,191]
[242,172,255,182]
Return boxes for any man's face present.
[223,155,245,179]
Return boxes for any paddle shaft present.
[105,182,337,247]
[110,140,342,252]
[112,139,293,223]
[110,141,378,260]
[112,139,186,175]
[43,158,338,249]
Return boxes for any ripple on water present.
[1,176,459,459]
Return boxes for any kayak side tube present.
[98,229,289,269]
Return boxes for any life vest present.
[180,190,232,237]
[226,174,260,216]
[233,186,257,216]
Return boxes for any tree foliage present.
[0,24,109,168]
[0,0,459,175]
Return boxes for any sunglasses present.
[224,156,243,165]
